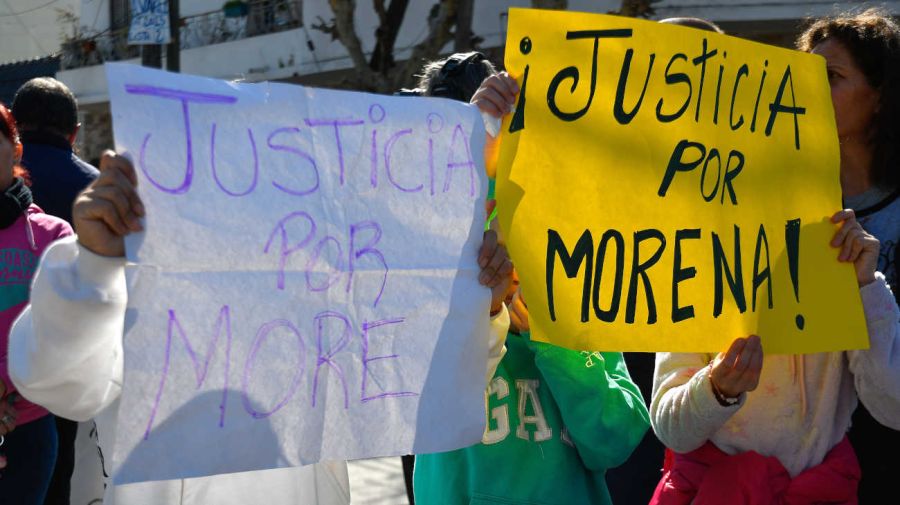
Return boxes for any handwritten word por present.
[658,139,745,204]
[263,212,388,308]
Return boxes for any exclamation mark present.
[785,218,803,329]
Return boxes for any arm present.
[9,151,142,421]
[8,236,127,421]
[528,341,649,470]
[650,352,742,454]
[831,210,900,428]
[478,206,512,383]
[652,332,762,454]
[485,304,509,382]
[848,272,900,428]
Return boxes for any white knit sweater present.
[652,273,900,477]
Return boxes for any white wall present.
[80,0,110,34]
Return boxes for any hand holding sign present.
[709,334,763,399]
[73,151,145,257]
[830,209,879,287]
[471,73,519,118]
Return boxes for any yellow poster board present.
[495,8,869,354]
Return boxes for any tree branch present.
[328,0,385,88]
[370,0,409,72]
[391,0,458,90]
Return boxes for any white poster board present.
[106,63,490,484]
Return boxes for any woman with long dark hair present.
[798,9,900,502]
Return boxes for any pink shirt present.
[0,204,72,425]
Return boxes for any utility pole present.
[454,0,474,51]
[167,0,180,71]
[141,44,162,68]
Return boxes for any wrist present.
[708,371,740,407]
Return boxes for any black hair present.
[416,51,497,102]
[12,77,79,137]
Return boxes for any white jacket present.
[8,235,510,504]
[7,236,349,505]
[651,273,900,477]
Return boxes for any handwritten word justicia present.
[124,85,479,199]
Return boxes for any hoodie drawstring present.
[24,211,37,251]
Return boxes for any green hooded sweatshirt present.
[414,331,650,505]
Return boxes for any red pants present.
[650,437,860,505]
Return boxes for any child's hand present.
[831,209,879,287]
[508,286,529,333]
[471,72,519,118]
[479,229,513,315]
[709,335,763,399]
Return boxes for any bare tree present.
[617,0,661,17]
[317,0,658,93]
[314,0,457,92]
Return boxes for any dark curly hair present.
[797,9,900,190]
[417,52,497,102]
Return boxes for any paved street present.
[348,457,410,505]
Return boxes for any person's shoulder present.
[26,206,74,237]
[73,155,100,179]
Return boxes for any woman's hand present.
[709,335,763,399]
[471,72,518,118]
[831,209,879,287]
[73,150,144,257]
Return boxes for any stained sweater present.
[651,274,900,477]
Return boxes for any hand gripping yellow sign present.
[494,8,868,353]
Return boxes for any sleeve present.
[847,272,900,429]
[56,221,75,239]
[8,236,127,421]
[485,304,509,382]
[528,341,649,470]
[650,352,745,454]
